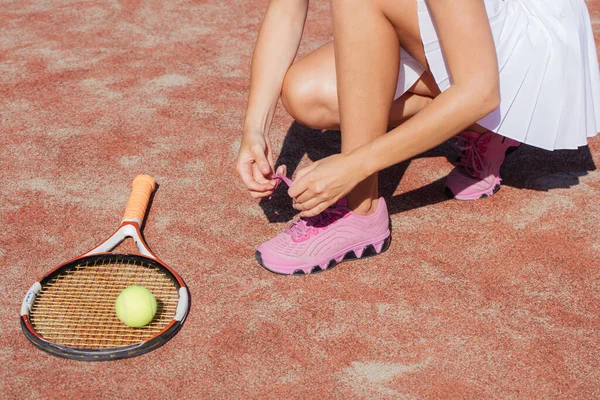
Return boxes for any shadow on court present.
[260,121,597,223]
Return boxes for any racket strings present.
[29,256,179,349]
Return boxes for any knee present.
[281,65,338,130]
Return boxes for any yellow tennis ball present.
[115,285,157,327]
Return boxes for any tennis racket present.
[20,175,190,361]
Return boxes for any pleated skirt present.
[395,0,600,150]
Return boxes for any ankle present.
[347,197,378,216]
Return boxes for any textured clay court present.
[2,0,600,398]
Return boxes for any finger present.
[250,144,271,175]
[293,163,317,183]
[293,195,323,212]
[252,163,271,184]
[299,201,331,218]
[270,164,286,183]
[275,164,286,176]
[239,163,275,192]
[294,188,320,205]
[266,149,275,173]
[249,189,274,199]
[288,164,319,198]
[288,173,310,199]
[265,136,275,170]
[288,184,309,203]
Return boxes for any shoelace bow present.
[455,134,492,178]
[271,173,348,242]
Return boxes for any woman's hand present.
[236,130,286,198]
[288,153,368,217]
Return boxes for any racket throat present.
[85,222,155,259]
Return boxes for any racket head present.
[20,251,189,361]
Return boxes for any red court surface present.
[2,1,600,398]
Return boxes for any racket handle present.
[123,175,156,224]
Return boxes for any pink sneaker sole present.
[256,232,391,276]
[444,177,502,200]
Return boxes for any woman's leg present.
[281,36,498,207]
[331,0,429,214]
[281,42,436,131]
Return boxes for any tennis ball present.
[115,285,157,327]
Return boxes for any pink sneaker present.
[256,175,391,275]
[445,131,520,200]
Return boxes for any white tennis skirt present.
[394,0,600,150]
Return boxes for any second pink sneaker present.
[256,175,391,275]
[445,131,520,200]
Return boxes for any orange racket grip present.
[122,175,156,224]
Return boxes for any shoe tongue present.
[332,197,348,209]
[460,130,482,140]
